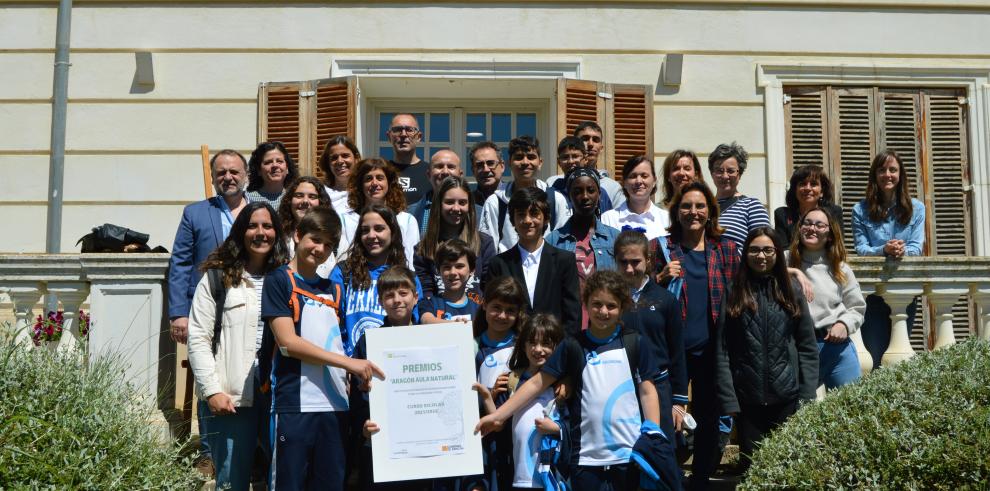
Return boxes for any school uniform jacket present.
[623,280,688,406]
[483,243,582,337]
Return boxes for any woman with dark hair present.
[852,149,925,258]
[602,155,667,240]
[187,201,290,490]
[852,149,925,369]
[788,207,866,389]
[654,180,739,489]
[774,165,844,248]
[246,141,300,209]
[414,175,495,299]
[277,176,340,276]
[330,204,423,356]
[340,158,420,268]
[318,135,361,214]
[660,149,706,208]
[708,142,771,249]
[715,227,818,471]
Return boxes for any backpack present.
[497,186,559,240]
[650,237,683,300]
[205,269,227,356]
[256,268,342,393]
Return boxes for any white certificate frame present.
[365,322,483,482]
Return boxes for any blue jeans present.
[204,398,266,491]
[198,399,211,457]
[817,338,861,389]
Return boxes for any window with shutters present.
[258,76,653,183]
[783,85,973,347]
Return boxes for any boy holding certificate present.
[261,208,383,491]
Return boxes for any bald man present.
[386,113,431,205]
[409,148,463,234]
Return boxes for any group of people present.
[167,112,926,490]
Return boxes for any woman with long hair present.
[654,180,739,488]
[317,135,361,214]
[601,155,668,240]
[852,149,926,369]
[245,141,300,209]
[788,207,865,389]
[414,175,495,299]
[187,201,290,490]
[276,176,339,276]
[330,204,423,356]
[716,227,817,471]
[340,158,420,268]
[660,149,706,209]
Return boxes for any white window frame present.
[757,63,990,253]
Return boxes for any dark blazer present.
[483,242,581,336]
[167,196,227,319]
[773,202,845,248]
[623,280,688,407]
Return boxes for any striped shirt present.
[717,195,771,249]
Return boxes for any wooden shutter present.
[608,84,654,178]
[258,81,305,165]
[259,77,356,176]
[784,86,829,173]
[555,78,654,178]
[829,87,876,252]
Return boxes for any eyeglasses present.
[746,246,777,257]
[713,168,740,177]
[473,159,501,169]
[389,125,419,135]
[800,220,829,232]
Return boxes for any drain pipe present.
[45,0,73,253]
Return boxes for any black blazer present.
[483,243,582,337]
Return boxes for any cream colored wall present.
[1,3,988,252]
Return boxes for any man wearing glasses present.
[387,113,432,206]
[468,141,505,218]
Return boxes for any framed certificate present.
[365,322,484,482]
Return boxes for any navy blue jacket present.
[168,196,228,319]
[623,280,688,406]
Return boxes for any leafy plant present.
[741,339,990,490]
[0,337,203,489]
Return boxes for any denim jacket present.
[851,198,925,256]
[547,217,620,271]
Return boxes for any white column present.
[971,285,990,341]
[6,283,46,346]
[47,282,91,353]
[880,286,922,367]
[928,286,966,350]
[849,328,873,376]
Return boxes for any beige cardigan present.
[187,271,262,407]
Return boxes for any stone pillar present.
[849,328,873,376]
[47,282,91,353]
[971,285,990,342]
[6,283,46,346]
[880,285,923,367]
[928,286,966,350]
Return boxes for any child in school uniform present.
[418,239,481,324]
[475,270,663,491]
[476,314,567,490]
[261,207,384,491]
[351,266,433,491]
[463,276,530,491]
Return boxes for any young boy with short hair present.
[350,266,433,489]
[261,207,383,491]
[418,239,481,323]
[550,136,615,214]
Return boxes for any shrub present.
[741,339,990,490]
[0,337,203,490]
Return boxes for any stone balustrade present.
[0,253,177,434]
[848,256,990,371]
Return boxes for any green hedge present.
[0,338,202,490]
[741,339,990,490]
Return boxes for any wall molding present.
[330,58,580,80]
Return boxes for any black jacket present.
[483,243,581,337]
[715,278,818,413]
[622,280,688,406]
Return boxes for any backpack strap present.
[621,327,640,383]
[546,187,558,228]
[207,268,227,356]
[285,268,340,323]
[507,368,524,397]
[497,197,509,242]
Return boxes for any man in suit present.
[167,149,249,476]
[484,186,581,336]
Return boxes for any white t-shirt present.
[339,210,420,270]
[601,201,670,240]
[511,384,558,488]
